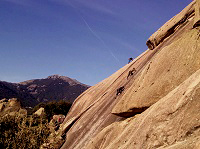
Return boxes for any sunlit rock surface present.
[51,1,200,149]
[34,107,45,116]
[0,98,27,117]
[86,68,200,149]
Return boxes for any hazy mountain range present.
[0,75,90,107]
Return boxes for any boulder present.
[34,107,45,116]
[194,0,200,27]
[112,23,200,117]
[146,1,195,50]
[8,98,20,107]
[0,98,27,117]
[0,98,7,103]
[85,68,200,149]
[0,103,5,112]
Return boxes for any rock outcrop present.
[0,98,27,117]
[86,68,200,149]
[47,1,200,149]
[194,0,200,27]
[146,1,195,50]
[34,107,45,116]
[112,20,200,117]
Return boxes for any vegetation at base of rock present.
[0,100,71,149]
[32,100,72,121]
[0,114,50,149]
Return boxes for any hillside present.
[0,75,89,107]
[42,0,200,149]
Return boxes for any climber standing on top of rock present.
[128,57,133,64]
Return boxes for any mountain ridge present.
[0,75,90,107]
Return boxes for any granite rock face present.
[112,20,200,117]
[57,1,200,149]
[194,0,200,27]
[146,1,195,50]
[86,68,200,149]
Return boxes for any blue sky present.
[0,0,191,86]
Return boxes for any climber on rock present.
[128,57,133,64]
[127,68,136,79]
[116,86,125,95]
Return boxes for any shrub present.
[31,100,72,121]
[0,114,50,149]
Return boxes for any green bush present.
[31,100,72,121]
[0,114,50,149]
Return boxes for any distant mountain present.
[0,75,90,107]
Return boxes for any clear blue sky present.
[0,0,191,86]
